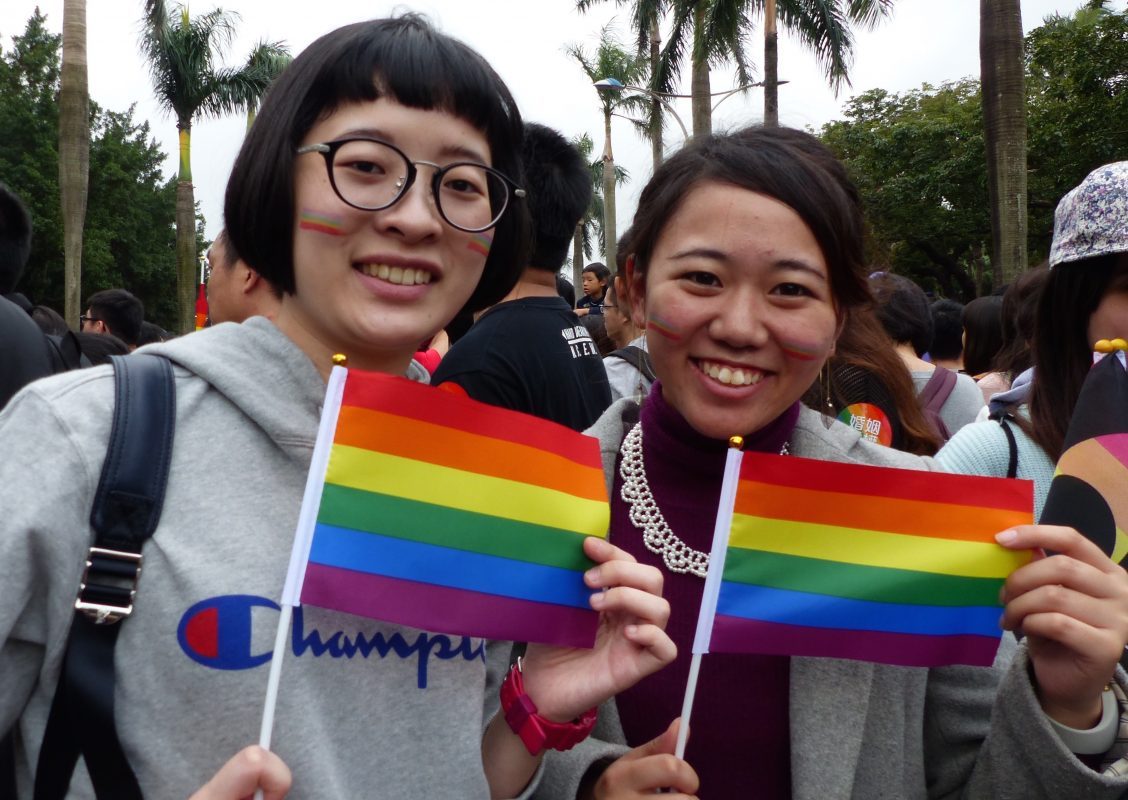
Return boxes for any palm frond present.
[653,1,695,95]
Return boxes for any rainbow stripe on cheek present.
[299,209,346,236]
[467,233,493,257]
[780,341,824,361]
[647,314,683,341]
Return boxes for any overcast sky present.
[0,0,1103,259]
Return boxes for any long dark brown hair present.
[1024,255,1128,460]
[807,307,943,456]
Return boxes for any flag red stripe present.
[739,451,1032,512]
[341,372,600,466]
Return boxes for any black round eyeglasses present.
[296,137,525,233]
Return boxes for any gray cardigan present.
[537,401,1128,799]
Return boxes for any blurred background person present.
[205,229,281,324]
[962,295,1006,404]
[929,298,965,371]
[871,272,983,440]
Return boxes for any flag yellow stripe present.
[326,444,609,538]
[730,514,1027,579]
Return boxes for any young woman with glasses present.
[0,17,672,799]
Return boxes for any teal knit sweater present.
[935,407,1055,519]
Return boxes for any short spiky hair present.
[521,123,592,271]
[872,273,934,357]
[86,288,145,346]
[224,15,529,314]
[0,182,32,294]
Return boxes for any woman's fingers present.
[594,719,699,799]
[584,538,664,596]
[997,524,1122,574]
[189,746,292,800]
[589,585,670,628]
[1001,553,1115,605]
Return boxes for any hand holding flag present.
[519,536,675,725]
[996,524,1128,730]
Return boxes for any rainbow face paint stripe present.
[780,341,823,361]
[647,314,683,341]
[467,233,493,257]
[299,209,346,236]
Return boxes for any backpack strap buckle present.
[75,546,144,625]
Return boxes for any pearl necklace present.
[619,422,789,578]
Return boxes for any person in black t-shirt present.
[431,123,611,431]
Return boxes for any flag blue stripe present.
[716,581,1000,638]
[309,524,591,610]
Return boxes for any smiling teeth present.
[701,361,762,386]
[359,263,433,285]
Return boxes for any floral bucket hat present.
[1049,161,1128,268]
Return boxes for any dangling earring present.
[822,362,834,414]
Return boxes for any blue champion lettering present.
[178,594,486,687]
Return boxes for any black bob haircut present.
[929,298,965,361]
[625,126,869,317]
[224,15,530,314]
[521,122,592,272]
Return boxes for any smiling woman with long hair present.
[537,129,1128,800]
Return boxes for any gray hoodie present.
[0,318,526,798]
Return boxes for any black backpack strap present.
[34,354,175,800]
[996,415,1019,479]
[607,345,657,384]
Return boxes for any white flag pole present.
[253,362,348,797]
[674,437,744,759]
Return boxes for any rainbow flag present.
[282,368,609,648]
[694,451,1034,668]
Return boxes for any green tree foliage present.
[140,1,289,332]
[0,9,184,330]
[1025,0,1128,256]
[567,25,649,268]
[821,81,987,299]
[821,3,1128,299]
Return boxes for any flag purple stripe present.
[710,615,1001,667]
[302,562,598,648]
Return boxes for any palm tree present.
[577,0,670,169]
[140,2,289,332]
[980,0,1027,287]
[761,0,896,126]
[59,0,88,327]
[652,1,755,138]
[244,45,292,130]
[567,25,649,269]
[570,133,629,290]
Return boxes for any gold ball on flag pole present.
[331,353,349,366]
[729,436,744,449]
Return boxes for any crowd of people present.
[1,13,1127,800]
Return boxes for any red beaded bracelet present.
[499,658,598,755]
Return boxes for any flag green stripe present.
[723,548,1004,607]
[318,483,595,572]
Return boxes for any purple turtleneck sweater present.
[611,384,798,799]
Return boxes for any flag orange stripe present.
[733,481,1029,542]
[343,372,599,466]
[334,406,606,502]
